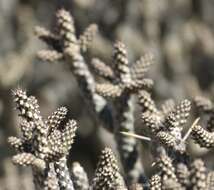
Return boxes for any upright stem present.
[115,93,145,184]
[64,51,114,132]
[54,157,74,190]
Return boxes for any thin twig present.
[120,131,151,142]
[182,117,200,142]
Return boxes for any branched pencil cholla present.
[6,7,214,190]
[9,88,78,189]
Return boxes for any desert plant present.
[6,7,214,190]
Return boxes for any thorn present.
[182,117,200,142]
[120,131,151,142]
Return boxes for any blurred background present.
[0,0,214,189]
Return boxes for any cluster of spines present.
[138,91,214,152]
[37,50,63,62]
[36,9,97,63]
[191,96,214,148]
[11,89,47,159]
[20,119,34,142]
[141,98,191,153]
[176,163,190,187]
[189,159,207,189]
[8,88,78,189]
[156,154,178,182]
[148,155,214,190]
[138,90,159,115]
[96,83,122,98]
[12,152,46,171]
[95,41,154,99]
[12,88,40,121]
[164,99,191,131]
[113,41,131,85]
[91,58,115,81]
[156,131,181,151]
[92,147,126,190]
[55,9,79,55]
[191,124,214,148]
[78,24,98,52]
[149,174,161,190]
[161,178,183,190]
[161,99,176,116]
[70,162,89,190]
[130,53,154,82]
[8,136,27,152]
[46,106,68,131]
